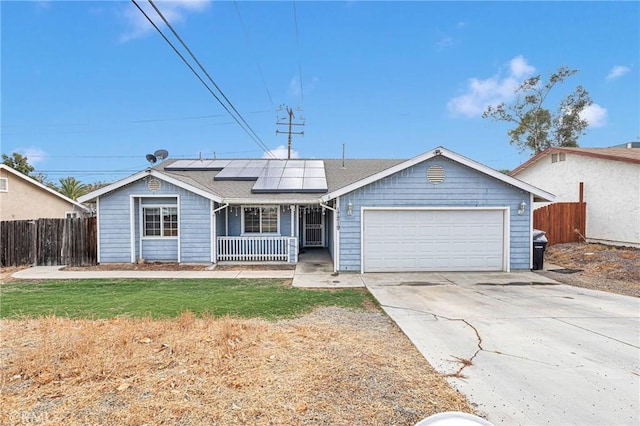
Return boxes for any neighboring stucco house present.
[0,164,89,221]
[510,146,640,248]
[78,147,553,272]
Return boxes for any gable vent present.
[147,178,161,191]
[427,165,445,184]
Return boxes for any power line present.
[130,0,275,158]
[233,0,274,107]
[145,0,275,159]
[1,111,271,129]
[292,0,304,105]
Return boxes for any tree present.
[482,67,592,155]
[58,176,87,201]
[2,152,35,176]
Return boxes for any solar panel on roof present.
[282,167,304,178]
[303,167,325,178]
[165,159,231,171]
[167,157,328,193]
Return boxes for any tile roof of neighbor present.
[510,147,640,176]
[157,158,404,202]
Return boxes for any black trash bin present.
[532,229,548,270]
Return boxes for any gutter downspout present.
[320,201,339,273]
[212,203,229,263]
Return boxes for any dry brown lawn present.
[0,307,472,425]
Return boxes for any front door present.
[303,208,324,247]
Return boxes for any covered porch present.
[212,203,337,267]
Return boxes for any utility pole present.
[276,105,304,159]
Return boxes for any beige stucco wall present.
[0,170,83,220]
[515,153,640,248]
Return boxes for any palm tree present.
[58,176,87,200]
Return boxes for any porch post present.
[290,205,295,238]
[211,200,216,263]
[129,196,136,263]
[334,198,340,273]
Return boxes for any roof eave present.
[77,169,224,203]
[322,146,555,202]
[0,164,90,211]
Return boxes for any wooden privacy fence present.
[1,217,97,267]
[533,202,586,246]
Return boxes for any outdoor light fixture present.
[518,200,527,215]
[347,201,353,216]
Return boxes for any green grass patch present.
[0,279,377,319]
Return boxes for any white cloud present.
[447,55,536,117]
[120,0,211,42]
[436,36,453,50]
[288,76,319,98]
[606,65,630,81]
[579,103,607,128]
[263,145,300,160]
[12,147,47,165]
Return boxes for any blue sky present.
[2,1,638,184]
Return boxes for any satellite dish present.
[146,153,157,164]
[154,149,169,160]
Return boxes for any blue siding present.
[142,238,178,261]
[98,178,212,263]
[180,193,211,263]
[337,157,531,271]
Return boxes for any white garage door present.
[362,209,505,272]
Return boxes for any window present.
[243,206,279,234]
[551,153,566,163]
[143,206,178,237]
[65,211,79,219]
[0,177,7,192]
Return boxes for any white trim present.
[503,208,511,272]
[360,206,510,273]
[214,200,218,263]
[0,164,89,210]
[529,192,534,269]
[225,197,320,205]
[320,201,339,273]
[211,202,229,264]
[130,196,136,263]
[240,205,281,235]
[140,205,179,238]
[132,194,180,262]
[0,177,8,192]
[290,205,295,237]
[96,197,101,263]
[65,211,79,218]
[177,195,181,263]
[335,198,340,273]
[321,147,555,203]
[78,169,223,204]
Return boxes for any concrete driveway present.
[364,272,640,426]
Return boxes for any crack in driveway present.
[380,303,483,377]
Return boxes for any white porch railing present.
[217,236,297,262]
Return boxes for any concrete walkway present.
[9,265,295,280]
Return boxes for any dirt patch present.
[62,262,296,272]
[63,262,210,272]
[0,307,473,425]
[538,243,639,297]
